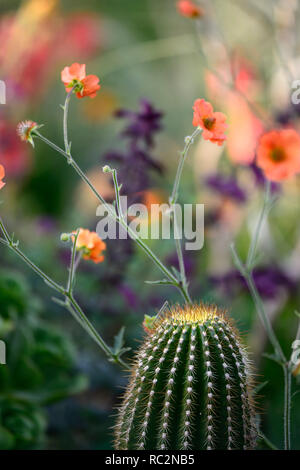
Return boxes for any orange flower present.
[257,129,300,182]
[177,0,204,18]
[72,228,106,264]
[61,62,100,99]
[0,164,6,190]
[193,99,227,146]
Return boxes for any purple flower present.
[116,99,163,148]
[252,267,295,299]
[205,173,247,203]
[210,266,296,300]
[102,99,164,203]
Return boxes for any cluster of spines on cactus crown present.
[114,303,257,450]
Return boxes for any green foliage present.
[115,305,257,450]
[0,271,88,449]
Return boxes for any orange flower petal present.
[257,129,300,182]
[72,228,106,263]
[77,74,101,98]
[61,63,86,85]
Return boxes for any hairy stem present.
[67,229,79,295]
[63,88,74,157]
[33,131,193,301]
[170,128,202,205]
[246,180,271,270]
[0,218,129,369]
[230,179,292,450]
[168,128,202,303]
[111,169,123,219]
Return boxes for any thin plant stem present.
[33,131,193,302]
[63,87,74,157]
[174,224,191,302]
[246,272,286,364]
[65,294,128,369]
[0,218,129,369]
[168,127,202,303]
[246,179,271,270]
[68,93,192,303]
[67,229,79,294]
[112,169,123,219]
[170,128,202,205]
[108,164,190,303]
[61,91,192,310]
[172,202,192,303]
[230,180,293,450]
[0,219,64,294]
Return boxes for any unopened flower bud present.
[102,165,112,173]
[60,233,70,242]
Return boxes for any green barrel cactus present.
[115,304,257,450]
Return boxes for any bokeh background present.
[0,0,300,450]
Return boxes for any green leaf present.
[145,279,175,286]
[113,326,126,355]
[171,266,180,279]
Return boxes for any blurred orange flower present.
[193,99,227,146]
[0,164,6,190]
[177,0,204,18]
[257,129,300,181]
[205,58,265,165]
[61,62,100,99]
[226,94,263,165]
[72,228,106,264]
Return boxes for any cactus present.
[115,304,257,450]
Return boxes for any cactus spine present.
[115,304,257,450]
